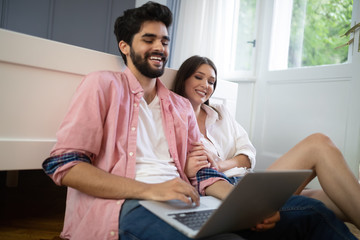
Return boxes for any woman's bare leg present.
[301,189,348,221]
[267,133,360,228]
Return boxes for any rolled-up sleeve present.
[196,168,231,195]
[42,152,92,185]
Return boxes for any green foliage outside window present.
[289,0,353,68]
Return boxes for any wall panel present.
[255,78,351,171]
[3,0,51,38]
[235,82,255,134]
[52,0,109,52]
[0,0,134,55]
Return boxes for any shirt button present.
[117,200,121,205]
[134,103,138,107]
[131,127,136,131]
[110,231,115,236]
[129,152,134,156]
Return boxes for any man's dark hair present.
[114,1,173,65]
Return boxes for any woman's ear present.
[119,41,130,56]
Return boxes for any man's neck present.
[129,65,157,104]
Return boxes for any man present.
[42,2,357,240]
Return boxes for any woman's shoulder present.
[208,103,238,123]
[209,103,230,114]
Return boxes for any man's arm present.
[62,162,200,205]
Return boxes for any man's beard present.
[130,47,167,78]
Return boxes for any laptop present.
[139,170,312,239]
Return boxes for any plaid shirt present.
[43,152,91,174]
[196,168,232,193]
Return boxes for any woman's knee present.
[303,133,339,153]
[306,133,331,144]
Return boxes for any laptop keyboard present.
[168,209,214,231]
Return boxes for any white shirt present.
[201,104,256,177]
[135,95,180,183]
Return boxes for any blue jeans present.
[237,195,357,240]
[119,195,356,240]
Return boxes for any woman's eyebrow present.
[195,71,205,75]
[195,71,215,79]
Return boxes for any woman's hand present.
[198,143,221,171]
[185,142,211,178]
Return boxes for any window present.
[233,0,258,73]
[171,0,258,80]
[270,0,353,70]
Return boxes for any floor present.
[347,222,360,240]
[0,170,66,240]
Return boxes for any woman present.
[173,55,360,230]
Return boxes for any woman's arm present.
[185,142,251,176]
[216,154,251,173]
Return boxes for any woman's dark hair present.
[173,55,217,106]
[114,1,173,64]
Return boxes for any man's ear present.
[119,41,130,56]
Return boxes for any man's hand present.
[251,211,280,231]
[185,142,211,177]
[144,178,200,206]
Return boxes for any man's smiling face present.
[128,20,170,78]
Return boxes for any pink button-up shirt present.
[47,68,220,240]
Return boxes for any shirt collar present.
[201,104,219,126]
[156,78,171,101]
[124,67,170,101]
[124,67,144,95]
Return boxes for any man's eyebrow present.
[141,33,170,41]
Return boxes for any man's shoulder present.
[84,70,124,82]
[81,70,129,88]
[168,91,192,108]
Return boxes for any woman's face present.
[184,64,216,107]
